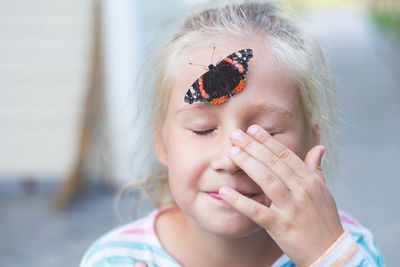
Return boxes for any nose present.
[210,131,243,174]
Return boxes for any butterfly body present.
[184,49,253,104]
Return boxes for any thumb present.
[304,145,325,182]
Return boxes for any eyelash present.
[193,129,215,136]
[193,129,278,137]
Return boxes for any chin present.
[196,212,263,238]
[216,225,263,238]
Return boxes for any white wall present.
[0,0,94,180]
[101,0,142,184]
[0,0,185,183]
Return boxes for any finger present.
[134,262,148,267]
[231,129,299,190]
[247,124,316,179]
[228,145,291,207]
[219,186,277,229]
[304,145,325,182]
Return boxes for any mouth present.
[205,190,259,201]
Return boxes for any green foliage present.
[371,10,400,39]
[280,0,360,10]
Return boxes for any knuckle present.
[238,152,251,165]
[295,186,312,204]
[297,187,308,199]
[266,155,279,167]
[281,220,291,232]
[261,131,273,145]
[290,203,301,216]
[250,202,262,217]
[308,177,325,194]
[278,149,290,160]
[241,137,252,150]
[276,214,292,232]
[308,176,320,188]
[285,200,301,220]
[261,173,275,187]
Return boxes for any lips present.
[205,190,258,201]
[207,192,224,200]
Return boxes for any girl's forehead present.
[174,41,269,90]
[164,36,299,118]
[182,38,266,68]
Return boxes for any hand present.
[218,124,344,266]
[134,262,148,267]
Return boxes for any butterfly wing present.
[218,48,253,75]
[184,72,211,104]
[209,49,253,103]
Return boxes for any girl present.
[81,1,384,266]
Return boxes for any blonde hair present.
[116,0,337,219]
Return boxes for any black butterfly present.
[184,48,253,104]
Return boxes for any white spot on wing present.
[235,52,242,58]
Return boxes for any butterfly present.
[184,48,253,104]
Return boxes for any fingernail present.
[229,146,240,155]
[231,129,242,141]
[219,186,233,197]
[248,125,259,136]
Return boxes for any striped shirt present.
[80,207,385,267]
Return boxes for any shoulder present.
[80,208,181,267]
[338,211,385,266]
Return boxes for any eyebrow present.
[250,103,294,119]
[175,103,211,115]
[175,102,294,119]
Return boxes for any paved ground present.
[0,183,154,267]
[1,5,399,267]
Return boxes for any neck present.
[176,208,283,267]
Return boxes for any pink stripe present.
[339,213,359,227]
[125,209,159,229]
[122,228,155,234]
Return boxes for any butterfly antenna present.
[210,46,216,64]
[189,62,207,67]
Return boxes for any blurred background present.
[0,0,399,266]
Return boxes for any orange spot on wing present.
[210,79,246,104]
[224,58,244,73]
[198,78,210,99]
[211,94,228,104]
[232,79,246,94]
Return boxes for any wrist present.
[307,231,358,267]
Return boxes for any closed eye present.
[193,129,215,136]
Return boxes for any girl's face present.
[155,40,318,237]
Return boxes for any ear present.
[154,125,168,167]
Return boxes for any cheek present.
[275,135,299,154]
[165,129,209,194]
[275,131,309,160]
